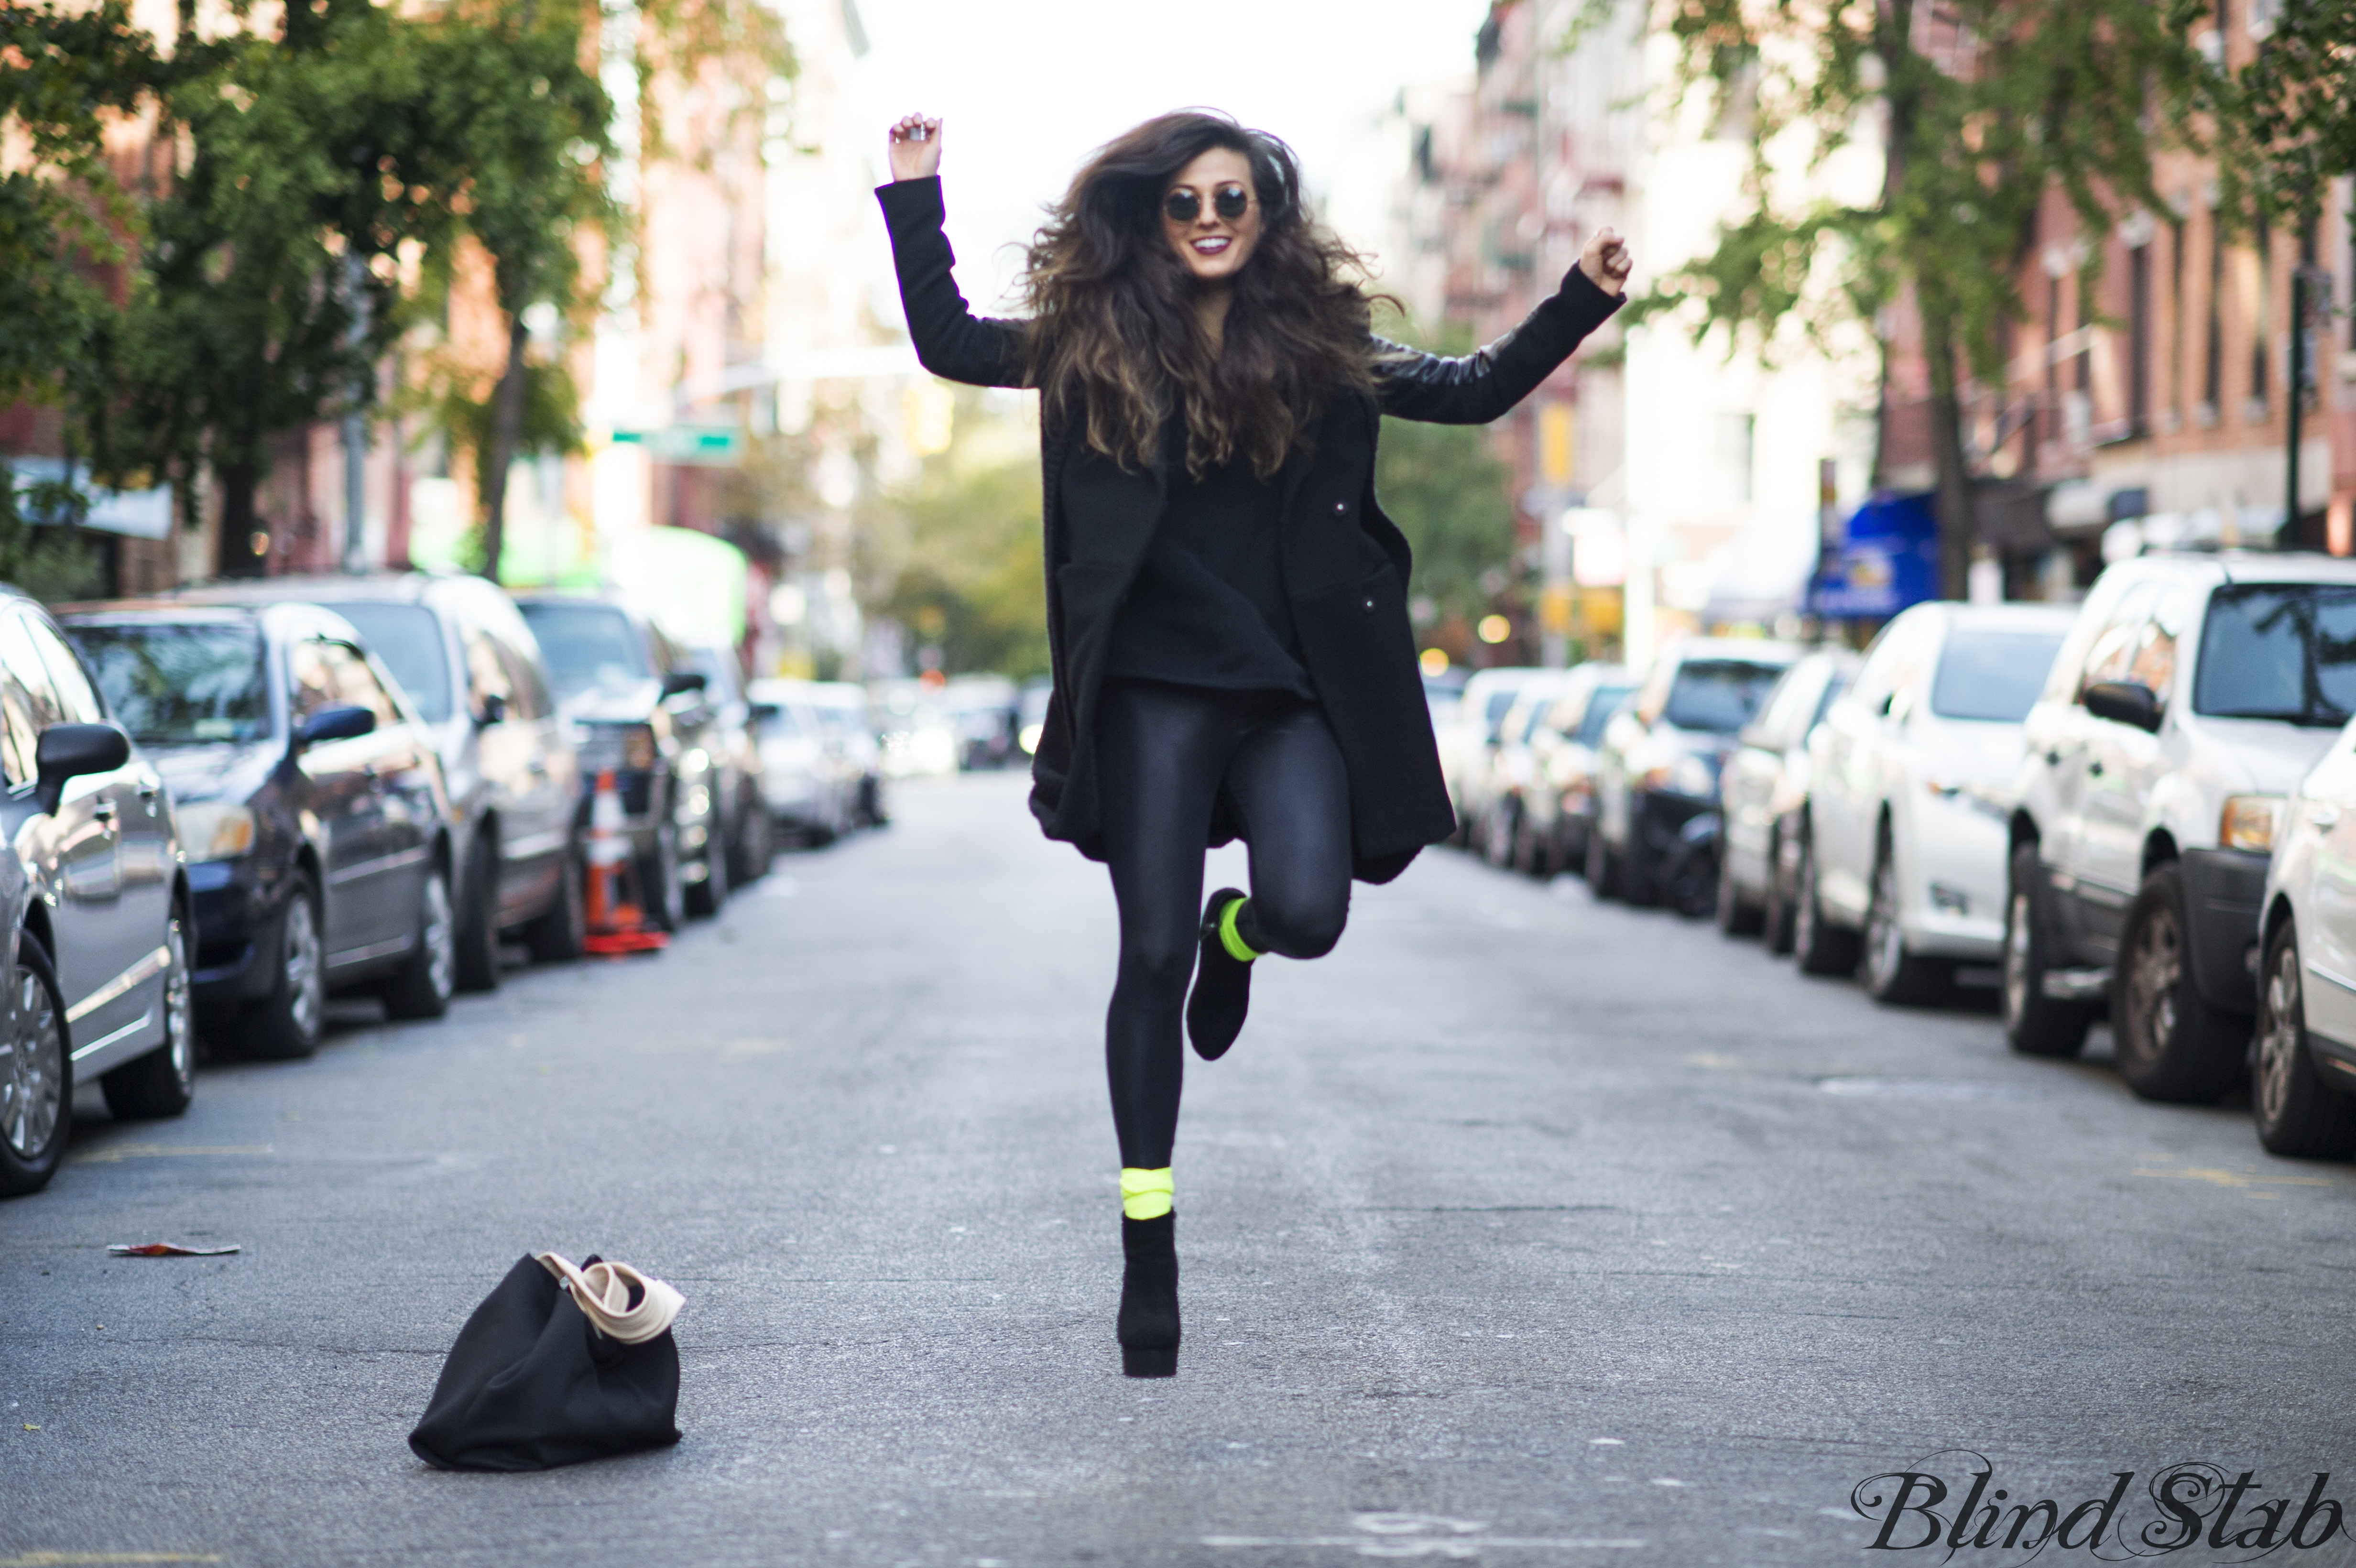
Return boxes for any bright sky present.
[847,0,1494,311]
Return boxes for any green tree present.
[1636,0,2201,595]
[2199,0,2356,227]
[881,397,1048,679]
[115,0,453,575]
[1375,415,1516,633]
[0,0,171,438]
[409,6,612,582]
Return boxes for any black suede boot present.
[1117,1211,1180,1377]
[1186,888,1252,1061]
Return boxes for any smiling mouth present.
[1190,236,1233,256]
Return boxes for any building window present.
[2130,240,2152,436]
[2251,220,2273,417]
[2168,217,2186,420]
[2203,208,2225,420]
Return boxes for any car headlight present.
[1019,722,1043,755]
[2221,795,2285,852]
[177,800,255,862]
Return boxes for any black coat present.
[878,176,1622,882]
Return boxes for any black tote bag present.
[409,1252,685,1472]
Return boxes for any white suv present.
[2003,552,2356,1101]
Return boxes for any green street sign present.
[609,425,742,466]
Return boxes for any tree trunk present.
[1921,313,1976,601]
[217,459,266,578]
[479,314,530,585]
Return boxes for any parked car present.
[172,574,585,988]
[1716,647,1858,949]
[2004,552,2356,1101]
[1520,664,1636,878]
[512,591,723,925]
[0,592,196,1196]
[1792,603,2074,999]
[673,637,772,885]
[746,677,859,845]
[809,682,887,827]
[64,601,458,1061]
[1016,678,1052,759]
[1438,666,1546,848]
[1474,673,1568,867]
[2252,713,2356,1155]
[1589,639,1800,904]
[945,675,1022,771]
[872,680,960,778]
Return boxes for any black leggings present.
[1095,678,1353,1169]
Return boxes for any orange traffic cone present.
[582,769,669,956]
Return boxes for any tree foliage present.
[2197,0,2356,227]
[1637,0,2201,595]
[1374,322,1519,630]
[880,401,1048,680]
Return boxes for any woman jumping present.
[879,109,1630,1377]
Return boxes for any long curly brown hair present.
[1018,111,1381,480]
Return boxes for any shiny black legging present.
[1095,678,1354,1169]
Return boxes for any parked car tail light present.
[177,800,256,862]
[2220,795,2285,852]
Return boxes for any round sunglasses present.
[1163,183,1254,224]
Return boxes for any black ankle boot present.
[1118,1211,1180,1377]
[1187,888,1253,1061]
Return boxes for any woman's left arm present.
[1376,230,1630,425]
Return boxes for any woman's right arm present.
[876,118,1025,389]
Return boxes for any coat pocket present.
[1292,564,1454,861]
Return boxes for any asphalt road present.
[7,772,2356,1568]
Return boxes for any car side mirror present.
[294,703,377,750]
[475,692,508,728]
[2083,680,2161,733]
[661,670,708,700]
[33,722,129,815]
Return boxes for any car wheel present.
[731,800,773,885]
[1619,795,1659,907]
[1860,835,1947,1004]
[452,838,501,994]
[2001,843,2094,1057]
[1761,828,1796,954]
[2114,860,2248,1102]
[1716,849,1765,937]
[1583,815,1621,900]
[1791,828,1860,976]
[641,819,687,933]
[1511,811,1546,878]
[685,825,729,918]
[525,839,588,963]
[2253,920,2356,1157]
[0,934,69,1197]
[381,862,456,1022]
[101,914,195,1120]
[243,875,326,1060]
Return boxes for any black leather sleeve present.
[875,176,1027,388]
[1373,268,1624,425]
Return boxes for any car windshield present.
[1662,660,1787,733]
[2194,583,2356,726]
[320,601,450,722]
[1577,685,1635,747]
[1931,628,2067,722]
[517,603,649,698]
[68,621,270,746]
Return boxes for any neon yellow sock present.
[1218,897,1262,964]
[1120,1166,1173,1220]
